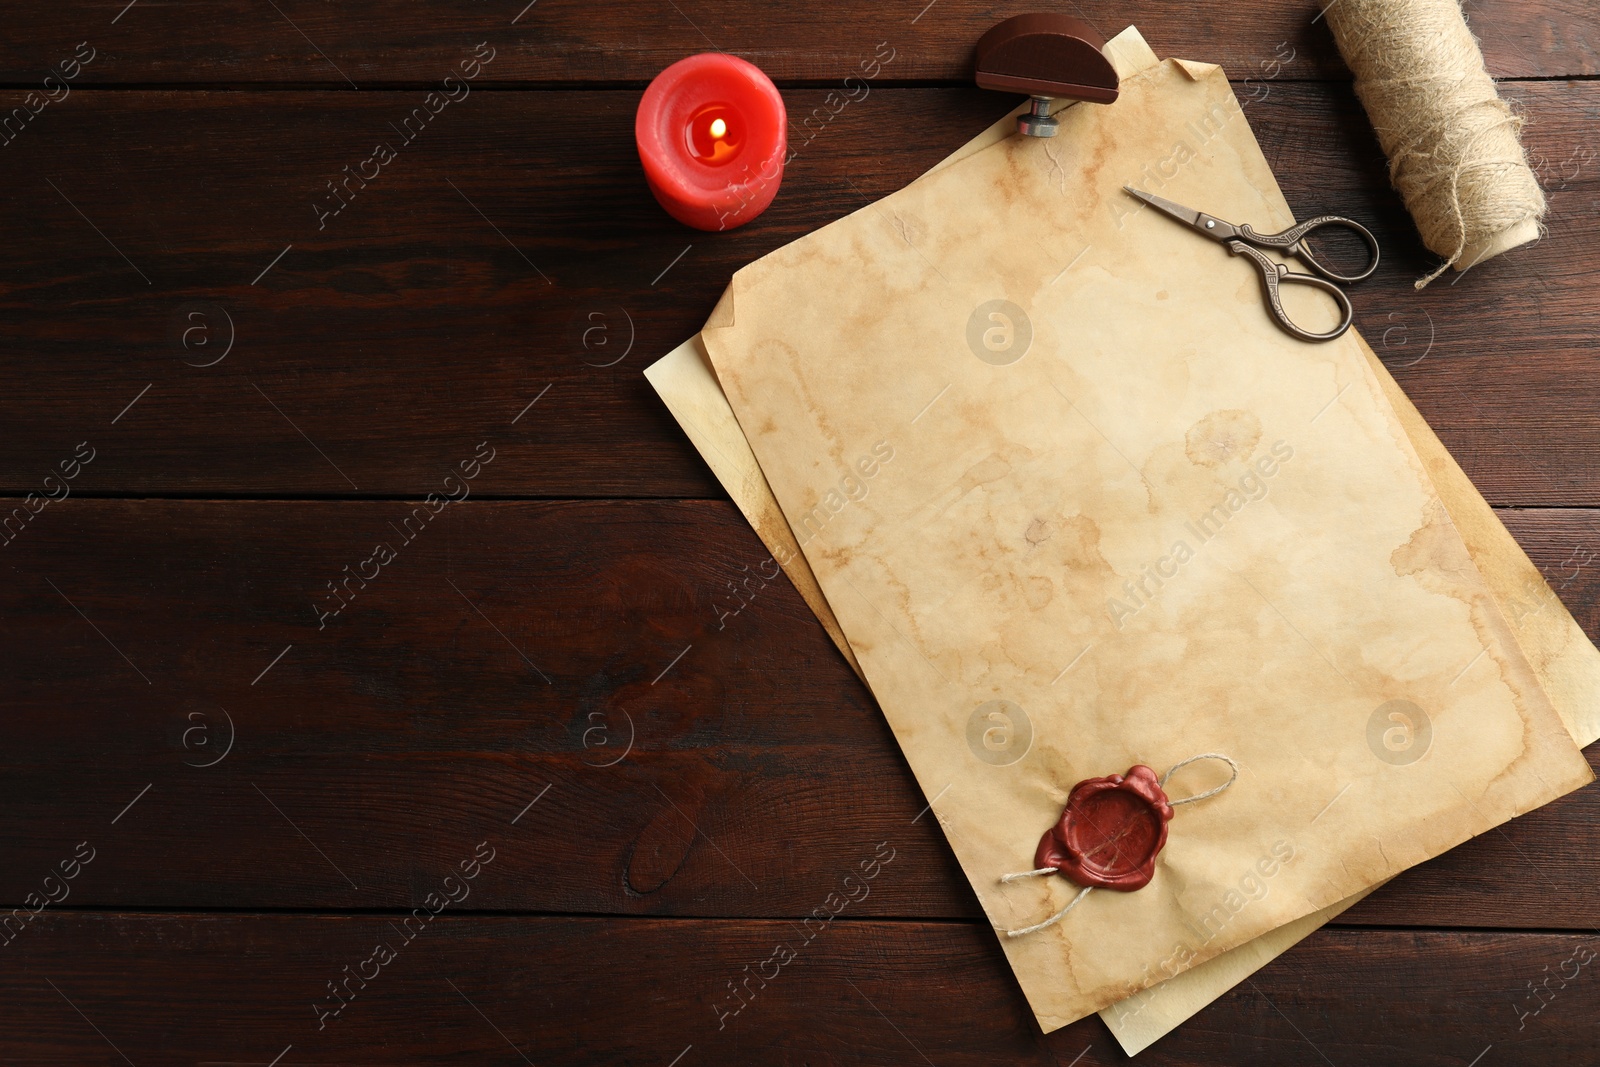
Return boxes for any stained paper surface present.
[693,51,1593,1030]
[649,29,1600,1049]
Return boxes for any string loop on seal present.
[1160,752,1238,806]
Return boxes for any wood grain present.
[1,500,1594,925]
[3,5,1598,1056]
[0,82,1594,501]
[0,0,1594,85]
[2,914,1595,1065]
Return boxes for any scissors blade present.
[1124,187,1240,244]
[1124,186,1208,231]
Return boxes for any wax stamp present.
[1034,765,1172,891]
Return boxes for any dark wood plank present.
[1,0,1593,85]
[2,915,1596,1065]
[0,497,970,915]
[0,82,1595,501]
[2,499,1596,925]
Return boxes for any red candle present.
[636,53,787,232]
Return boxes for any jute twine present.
[1326,0,1545,287]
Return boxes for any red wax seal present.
[1035,765,1173,891]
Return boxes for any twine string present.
[1003,884,1092,939]
[1160,752,1239,805]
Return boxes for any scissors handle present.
[1227,240,1354,343]
[1237,216,1380,284]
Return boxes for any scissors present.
[1123,187,1380,343]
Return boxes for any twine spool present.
[1325,0,1545,287]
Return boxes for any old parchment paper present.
[698,45,1594,1029]
[648,30,1600,1049]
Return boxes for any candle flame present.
[709,117,727,138]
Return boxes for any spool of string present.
[1325,0,1545,288]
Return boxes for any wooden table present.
[1,2,1596,1063]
